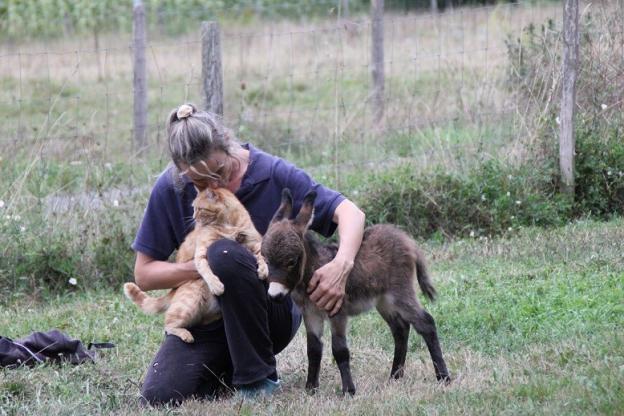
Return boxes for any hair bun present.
[176,104,194,120]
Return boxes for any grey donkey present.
[261,189,451,395]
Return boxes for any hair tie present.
[176,104,194,120]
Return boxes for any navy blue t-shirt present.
[131,144,345,337]
[132,143,345,260]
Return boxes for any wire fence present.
[0,1,589,186]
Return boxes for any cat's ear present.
[294,190,316,231]
[271,188,293,224]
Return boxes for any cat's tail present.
[123,282,173,314]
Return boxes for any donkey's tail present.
[415,256,437,301]
[408,242,437,301]
[123,282,173,314]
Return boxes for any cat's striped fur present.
[124,187,268,343]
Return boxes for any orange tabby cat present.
[124,187,268,343]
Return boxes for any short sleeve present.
[131,170,193,260]
[274,159,345,238]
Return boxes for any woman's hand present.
[307,256,354,316]
[306,199,365,316]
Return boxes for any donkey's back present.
[347,224,436,301]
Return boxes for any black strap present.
[88,342,116,350]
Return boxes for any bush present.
[0,195,138,301]
[575,124,624,217]
[355,160,571,239]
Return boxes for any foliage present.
[1,218,622,414]
[0,0,545,39]
[505,4,624,164]
[355,159,571,240]
[575,123,624,217]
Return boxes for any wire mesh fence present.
[1,0,623,292]
[0,1,611,188]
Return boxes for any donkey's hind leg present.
[330,315,356,395]
[376,297,410,380]
[399,296,451,383]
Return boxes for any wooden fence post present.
[133,0,148,153]
[431,0,438,13]
[201,21,224,116]
[371,0,385,126]
[341,0,350,18]
[560,0,579,195]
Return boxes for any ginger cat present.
[124,187,268,343]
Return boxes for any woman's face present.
[179,150,231,191]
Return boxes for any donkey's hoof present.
[342,387,356,396]
[437,374,452,385]
[305,383,319,395]
[390,368,405,380]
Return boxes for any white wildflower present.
[516,200,522,205]
[20,226,26,232]
[0,200,4,208]
[507,175,513,180]
[470,230,475,238]
[508,227,513,231]
[601,104,607,110]
[607,170,612,176]
[104,162,113,170]
[481,194,486,201]
[68,278,77,286]
[113,200,119,207]
[13,214,21,221]
[506,192,511,197]
[511,215,515,220]
[556,117,561,125]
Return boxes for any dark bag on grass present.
[0,329,114,368]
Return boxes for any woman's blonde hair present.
[166,103,242,186]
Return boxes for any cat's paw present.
[257,258,269,280]
[167,328,195,343]
[207,279,225,296]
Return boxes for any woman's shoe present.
[236,377,282,399]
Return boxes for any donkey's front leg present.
[330,315,356,395]
[303,309,325,393]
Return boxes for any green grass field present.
[1,217,622,415]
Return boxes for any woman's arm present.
[307,198,365,316]
[134,252,201,291]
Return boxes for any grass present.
[0,2,622,414]
[1,217,622,415]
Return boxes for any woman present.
[131,104,365,405]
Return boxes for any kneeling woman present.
[131,104,365,405]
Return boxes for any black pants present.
[140,239,297,406]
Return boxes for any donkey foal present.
[262,189,450,395]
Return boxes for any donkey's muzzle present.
[267,281,290,300]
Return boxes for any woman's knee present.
[140,384,185,407]
[207,239,257,282]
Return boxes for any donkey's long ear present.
[294,190,317,231]
[270,188,294,224]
